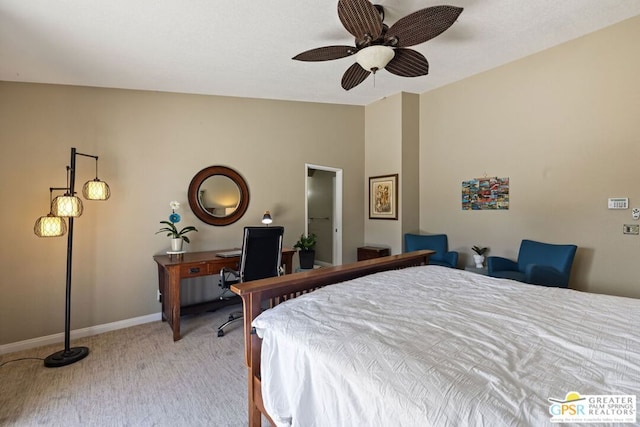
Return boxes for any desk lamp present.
[262,210,273,225]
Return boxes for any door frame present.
[305,163,343,266]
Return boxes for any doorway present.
[305,164,343,266]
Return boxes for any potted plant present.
[156,201,198,251]
[294,233,317,269]
[471,245,488,268]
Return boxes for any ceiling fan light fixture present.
[355,45,395,73]
[295,0,463,90]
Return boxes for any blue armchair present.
[404,233,459,268]
[487,239,577,288]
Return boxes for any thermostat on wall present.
[608,198,629,209]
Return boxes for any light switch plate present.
[608,198,629,209]
[623,224,639,235]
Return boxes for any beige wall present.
[419,15,640,297]
[364,93,403,252]
[401,93,420,240]
[364,92,420,254]
[0,83,364,345]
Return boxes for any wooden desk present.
[153,248,295,341]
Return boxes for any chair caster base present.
[217,311,242,337]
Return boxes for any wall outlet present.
[157,290,162,302]
[623,224,639,235]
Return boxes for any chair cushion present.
[405,233,448,254]
[517,240,577,276]
[404,233,458,269]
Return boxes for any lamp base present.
[44,346,89,368]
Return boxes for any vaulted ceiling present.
[2,0,639,105]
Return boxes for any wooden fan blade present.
[293,46,355,62]
[337,0,383,43]
[386,6,463,48]
[385,49,429,77]
[341,62,371,90]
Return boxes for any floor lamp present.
[33,147,110,368]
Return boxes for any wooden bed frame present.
[231,250,433,427]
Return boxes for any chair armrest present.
[443,251,459,268]
[220,267,239,288]
[487,256,518,274]
[525,265,568,287]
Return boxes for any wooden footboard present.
[231,250,433,427]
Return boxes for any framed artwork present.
[461,176,509,210]
[369,174,398,220]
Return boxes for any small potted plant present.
[471,245,488,268]
[156,201,198,252]
[294,233,317,269]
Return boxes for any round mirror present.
[188,166,250,226]
[198,175,240,217]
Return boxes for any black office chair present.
[217,226,284,337]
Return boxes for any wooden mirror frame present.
[188,165,250,226]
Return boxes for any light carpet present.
[0,306,253,426]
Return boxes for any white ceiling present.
[2,0,639,106]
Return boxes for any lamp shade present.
[52,195,83,217]
[262,210,273,225]
[34,214,67,237]
[83,179,111,200]
[355,45,395,73]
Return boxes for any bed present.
[231,251,640,426]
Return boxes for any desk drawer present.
[180,263,213,278]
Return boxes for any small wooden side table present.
[357,246,391,261]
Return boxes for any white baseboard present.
[0,312,162,355]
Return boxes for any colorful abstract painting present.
[462,176,509,210]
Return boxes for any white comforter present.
[252,266,640,427]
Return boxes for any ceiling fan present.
[292,0,463,90]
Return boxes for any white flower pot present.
[171,238,183,252]
[473,254,485,268]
